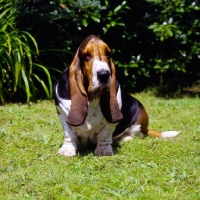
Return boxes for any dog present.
[54,35,180,156]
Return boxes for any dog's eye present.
[106,52,111,59]
[84,54,91,61]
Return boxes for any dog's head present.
[67,35,123,126]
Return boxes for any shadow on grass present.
[156,87,200,98]
[144,83,200,99]
[77,140,122,157]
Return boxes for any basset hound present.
[54,35,180,156]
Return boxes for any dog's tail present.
[148,130,181,138]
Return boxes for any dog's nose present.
[97,70,110,84]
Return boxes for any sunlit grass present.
[0,94,200,199]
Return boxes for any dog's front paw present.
[94,145,113,156]
[57,144,77,157]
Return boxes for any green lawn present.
[0,93,200,200]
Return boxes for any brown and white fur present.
[54,35,180,156]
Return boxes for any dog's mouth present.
[99,84,110,92]
[89,84,110,93]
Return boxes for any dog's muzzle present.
[97,70,110,84]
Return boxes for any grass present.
[0,93,200,200]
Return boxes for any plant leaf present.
[33,63,52,99]
[21,67,31,103]
[32,74,50,99]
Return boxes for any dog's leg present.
[94,124,116,156]
[120,124,145,141]
[57,114,78,156]
[113,124,144,142]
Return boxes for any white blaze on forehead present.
[93,59,110,73]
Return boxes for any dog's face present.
[67,35,123,126]
[79,38,112,93]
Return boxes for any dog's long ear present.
[100,61,123,123]
[66,51,88,126]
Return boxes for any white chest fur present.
[57,102,108,145]
[73,104,104,131]
[56,94,108,145]
[71,105,107,145]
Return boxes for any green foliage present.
[148,23,177,41]
[0,0,53,104]
[0,95,200,199]
[102,1,130,33]
[146,0,200,86]
[101,0,200,90]
[58,0,105,27]
[1,0,200,103]
[16,0,104,50]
